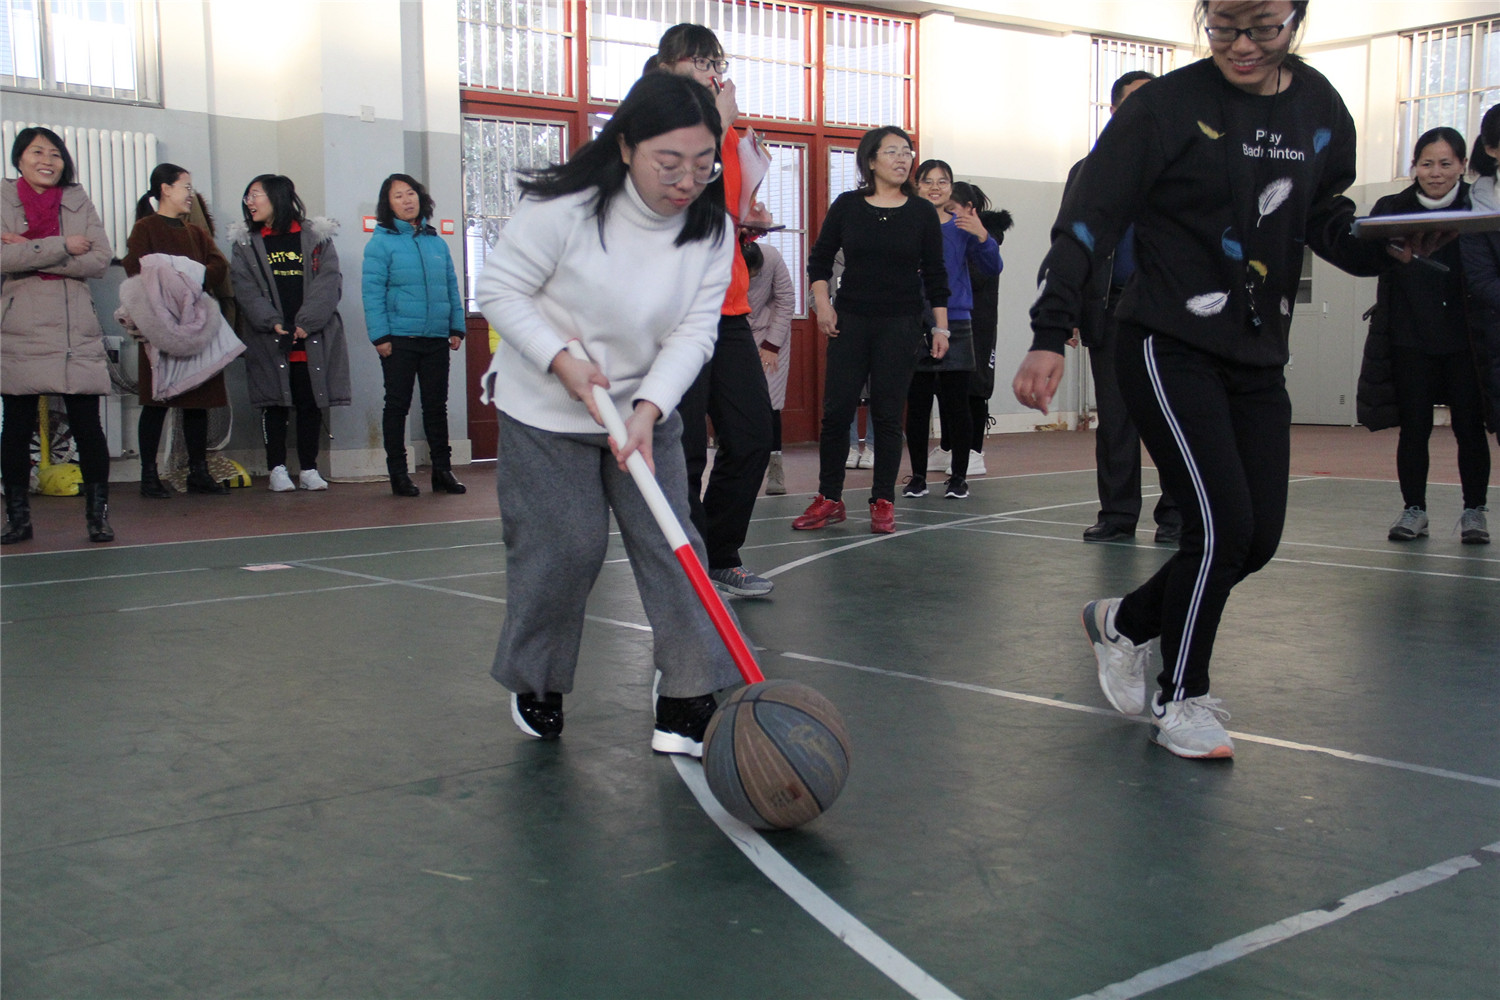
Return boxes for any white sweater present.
[476,178,732,434]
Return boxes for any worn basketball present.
[702,679,852,830]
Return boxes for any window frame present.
[0,0,162,107]
[1397,17,1499,175]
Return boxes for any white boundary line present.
[671,756,964,1000]
[1067,841,1500,1000]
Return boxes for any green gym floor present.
[2,427,1497,999]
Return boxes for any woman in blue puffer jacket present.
[362,173,467,496]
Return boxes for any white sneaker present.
[1150,692,1234,759]
[859,448,875,469]
[845,447,860,470]
[298,468,329,491]
[968,450,987,476]
[268,465,295,492]
[928,446,951,475]
[1081,598,1149,716]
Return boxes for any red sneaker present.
[870,498,896,534]
[793,494,847,530]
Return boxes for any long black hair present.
[855,126,918,198]
[949,181,989,213]
[10,126,77,188]
[1473,105,1500,179]
[518,72,726,247]
[135,162,187,222]
[376,173,436,231]
[240,174,306,235]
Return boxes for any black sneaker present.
[511,692,563,739]
[944,476,969,499]
[901,475,928,498]
[652,693,718,757]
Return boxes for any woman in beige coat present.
[1,127,115,544]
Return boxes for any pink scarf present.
[16,180,65,280]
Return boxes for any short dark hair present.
[855,126,917,198]
[240,173,306,235]
[915,159,953,187]
[949,181,990,213]
[375,173,436,231]
[136,162,188,222]
[10,126,77,188]
[518,72,726,248]
[740,239,764,273]
[1195,1,1308,45]
[654,23,725,66]
[1411,126,1467,167]
[1110,71,1156,107]
[1472,104,1500,179]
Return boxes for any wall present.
[4,0,466,481]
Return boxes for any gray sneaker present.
[1081,598,1149,716]
[1460,506,1490,544]
[708,565,773,597]
[1150,692,1234,759]
[1388,506,1429,541]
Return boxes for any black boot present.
[431,469,466,494]
[388,461,420,497]
[2,490,33,545]
[140,461,173,499]
[83,482,114,543]
[185,460,230,495]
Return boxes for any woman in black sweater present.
[796,126,949,534]
[1013,0,1444,759]
[1367,127,1489,545]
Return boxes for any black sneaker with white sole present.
[652,693,718,757]
[901,475,928,498]
[944,476,969,499]
[511,691,564,739]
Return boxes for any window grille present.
[822,9,911,129]
[459,0,573,96]
[0,0,160,105]
[757,139,807,315]
[462,116,567,310]
[1089,36,1172,142]
[1398,19,1499,172]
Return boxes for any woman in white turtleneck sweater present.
[476,72,750,757]
[1462,104,1500,444]
[1367,126,1490,545]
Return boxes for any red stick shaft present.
[674,544,764,684]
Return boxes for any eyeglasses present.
[919,176,952,187]
[651,159,724,187]
[1204,10,1297,44]
[243,190,267,204]
[683,55,730,75]
[877,148,915,161]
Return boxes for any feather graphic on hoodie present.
[1248,260,1268,278]
[1256,178,1293,227]
[1198,121,1224,140]
[1186,291,1230,317]
[1221,228,1244,260]
[1313,128,1332,154]
[1280,296,1291,317]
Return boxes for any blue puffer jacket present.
[361,219,465,344]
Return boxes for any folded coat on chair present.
[115,252,245,402]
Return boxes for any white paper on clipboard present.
[736,127,773,223]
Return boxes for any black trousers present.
[1088,297,1179,528]
[381,337,454,472]
[1112,326,1289,702]
[262,362,322,471]
[2,393,109,488]
[138,405,210,467]
[679,314,773,570]
[906,369,972,479]
[817,312,923,504]
[1391,346,1490,510]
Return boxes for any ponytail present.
[137,162,189,222]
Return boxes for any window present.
[461,116,567,309]
[0,0,159,104]
[758,139,807,315]
[459,0,573,97]
[822,9,911,129]
[587,0,812,120]
[1398,19,1499,171]
[1089,36,1173,142]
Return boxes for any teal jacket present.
[361,219,464,344]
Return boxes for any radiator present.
[2,121,158,259]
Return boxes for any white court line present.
[671,756,964,1000]
[782,652,1500,790]
[1,566,210,589]
[1067,841,1500,1000]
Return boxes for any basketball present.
[702,679,852,830]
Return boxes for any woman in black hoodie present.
[1012,0,1446,760]
[1365,127,1489,545]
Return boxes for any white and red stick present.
[565,340,764,685]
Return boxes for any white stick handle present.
[564,341,690,549]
